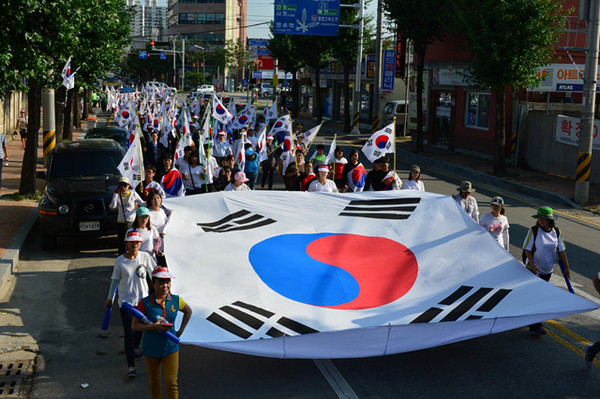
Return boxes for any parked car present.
[197,84,215,93]
[83,127,129,150]
[36,139,126,250]
[257,83,277,97]
[382,100,407,133]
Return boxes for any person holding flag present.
[106,230,156,378]
[330,147,348,189]
[131,267,192,397]
[361,122,395,164]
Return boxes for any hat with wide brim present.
[457,181,475,192]
[532,206,557,220]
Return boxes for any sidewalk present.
[0,115,101,295]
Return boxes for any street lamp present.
[194,45,206,81]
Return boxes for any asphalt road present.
[3,157,599,398]
[4,105,600,397]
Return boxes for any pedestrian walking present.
[106,230,157,378]
[585,272,600,368]
[452,181,479,223]
[15,109,27,150]
[402,165,425,191]
[110,177,145,254]
[0,125,8,189]
[132,267,192,399]
[479,196,510,251]
[522,206,571,335]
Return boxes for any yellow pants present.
[144,351,179,399]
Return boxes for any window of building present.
[464,92,490,130]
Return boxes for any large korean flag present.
[163,191,598,359]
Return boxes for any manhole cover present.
[0,360,34,398]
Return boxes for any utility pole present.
[575,0,600,203]
[173,38,177,88]
[340,0,365,133]
[372,0,383,131]
[352,0,364,133]
[181,39,186,91]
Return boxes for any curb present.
[0,207,37,296]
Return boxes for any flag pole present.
[393,117,397,178]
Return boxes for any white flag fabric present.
[117,124,144,189]
[301,123,322,148]
[324,135,337,165]
[361,123,395,163]
[162,191,599,359]
[256,125,268,162]
[212,95,233,124]
[264,99,278,122]
[61,56,75,90]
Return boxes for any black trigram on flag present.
[410,285,512,323]
[207,301,319,339]
[339,197,421,220]
[197,209,276,233]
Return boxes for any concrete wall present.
[523,111,600,184]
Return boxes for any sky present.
[246,0,378,39]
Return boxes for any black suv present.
[37,139,126,250]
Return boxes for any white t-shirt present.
[453,194,479,223]
[402,179,425,191]
[479,212,510,250]
[224,183,251,191]
[308,179,338,192]
[127,227,160,256]
[183,164,205,189]
[149,208,168,233]
[522,226,565,275]
[175,157,189,171]
[110,251,156,306]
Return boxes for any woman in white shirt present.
[127,207,161,260]
[402,165,425,191]
[308,165,338,193]
[479,196,510,251]
[224,171,252,191]
[182,150,205,195]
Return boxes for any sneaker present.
[585,345,594,369]
[127,367,136,378]
[134,348,143,361]
[535,326,547,336]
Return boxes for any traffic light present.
[150,41,155,47]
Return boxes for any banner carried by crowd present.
[162,191,598,359]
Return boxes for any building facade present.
[129,0,168,41]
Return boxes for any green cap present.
[532,206,557,220]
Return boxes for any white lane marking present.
[313,359,359,399]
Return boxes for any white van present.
[382,100,407,133]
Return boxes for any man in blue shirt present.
[244,142,259,190]
[212,130,232,164]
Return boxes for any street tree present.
[454,0,568,175]
[383,0,447,152]
[268,28,304,118]
[0,0,132,194]
[331,0,361,133]
[294,35,333,123]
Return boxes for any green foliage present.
[382,0,448,50]
[0,0,132,94]
[454,0,568,90]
